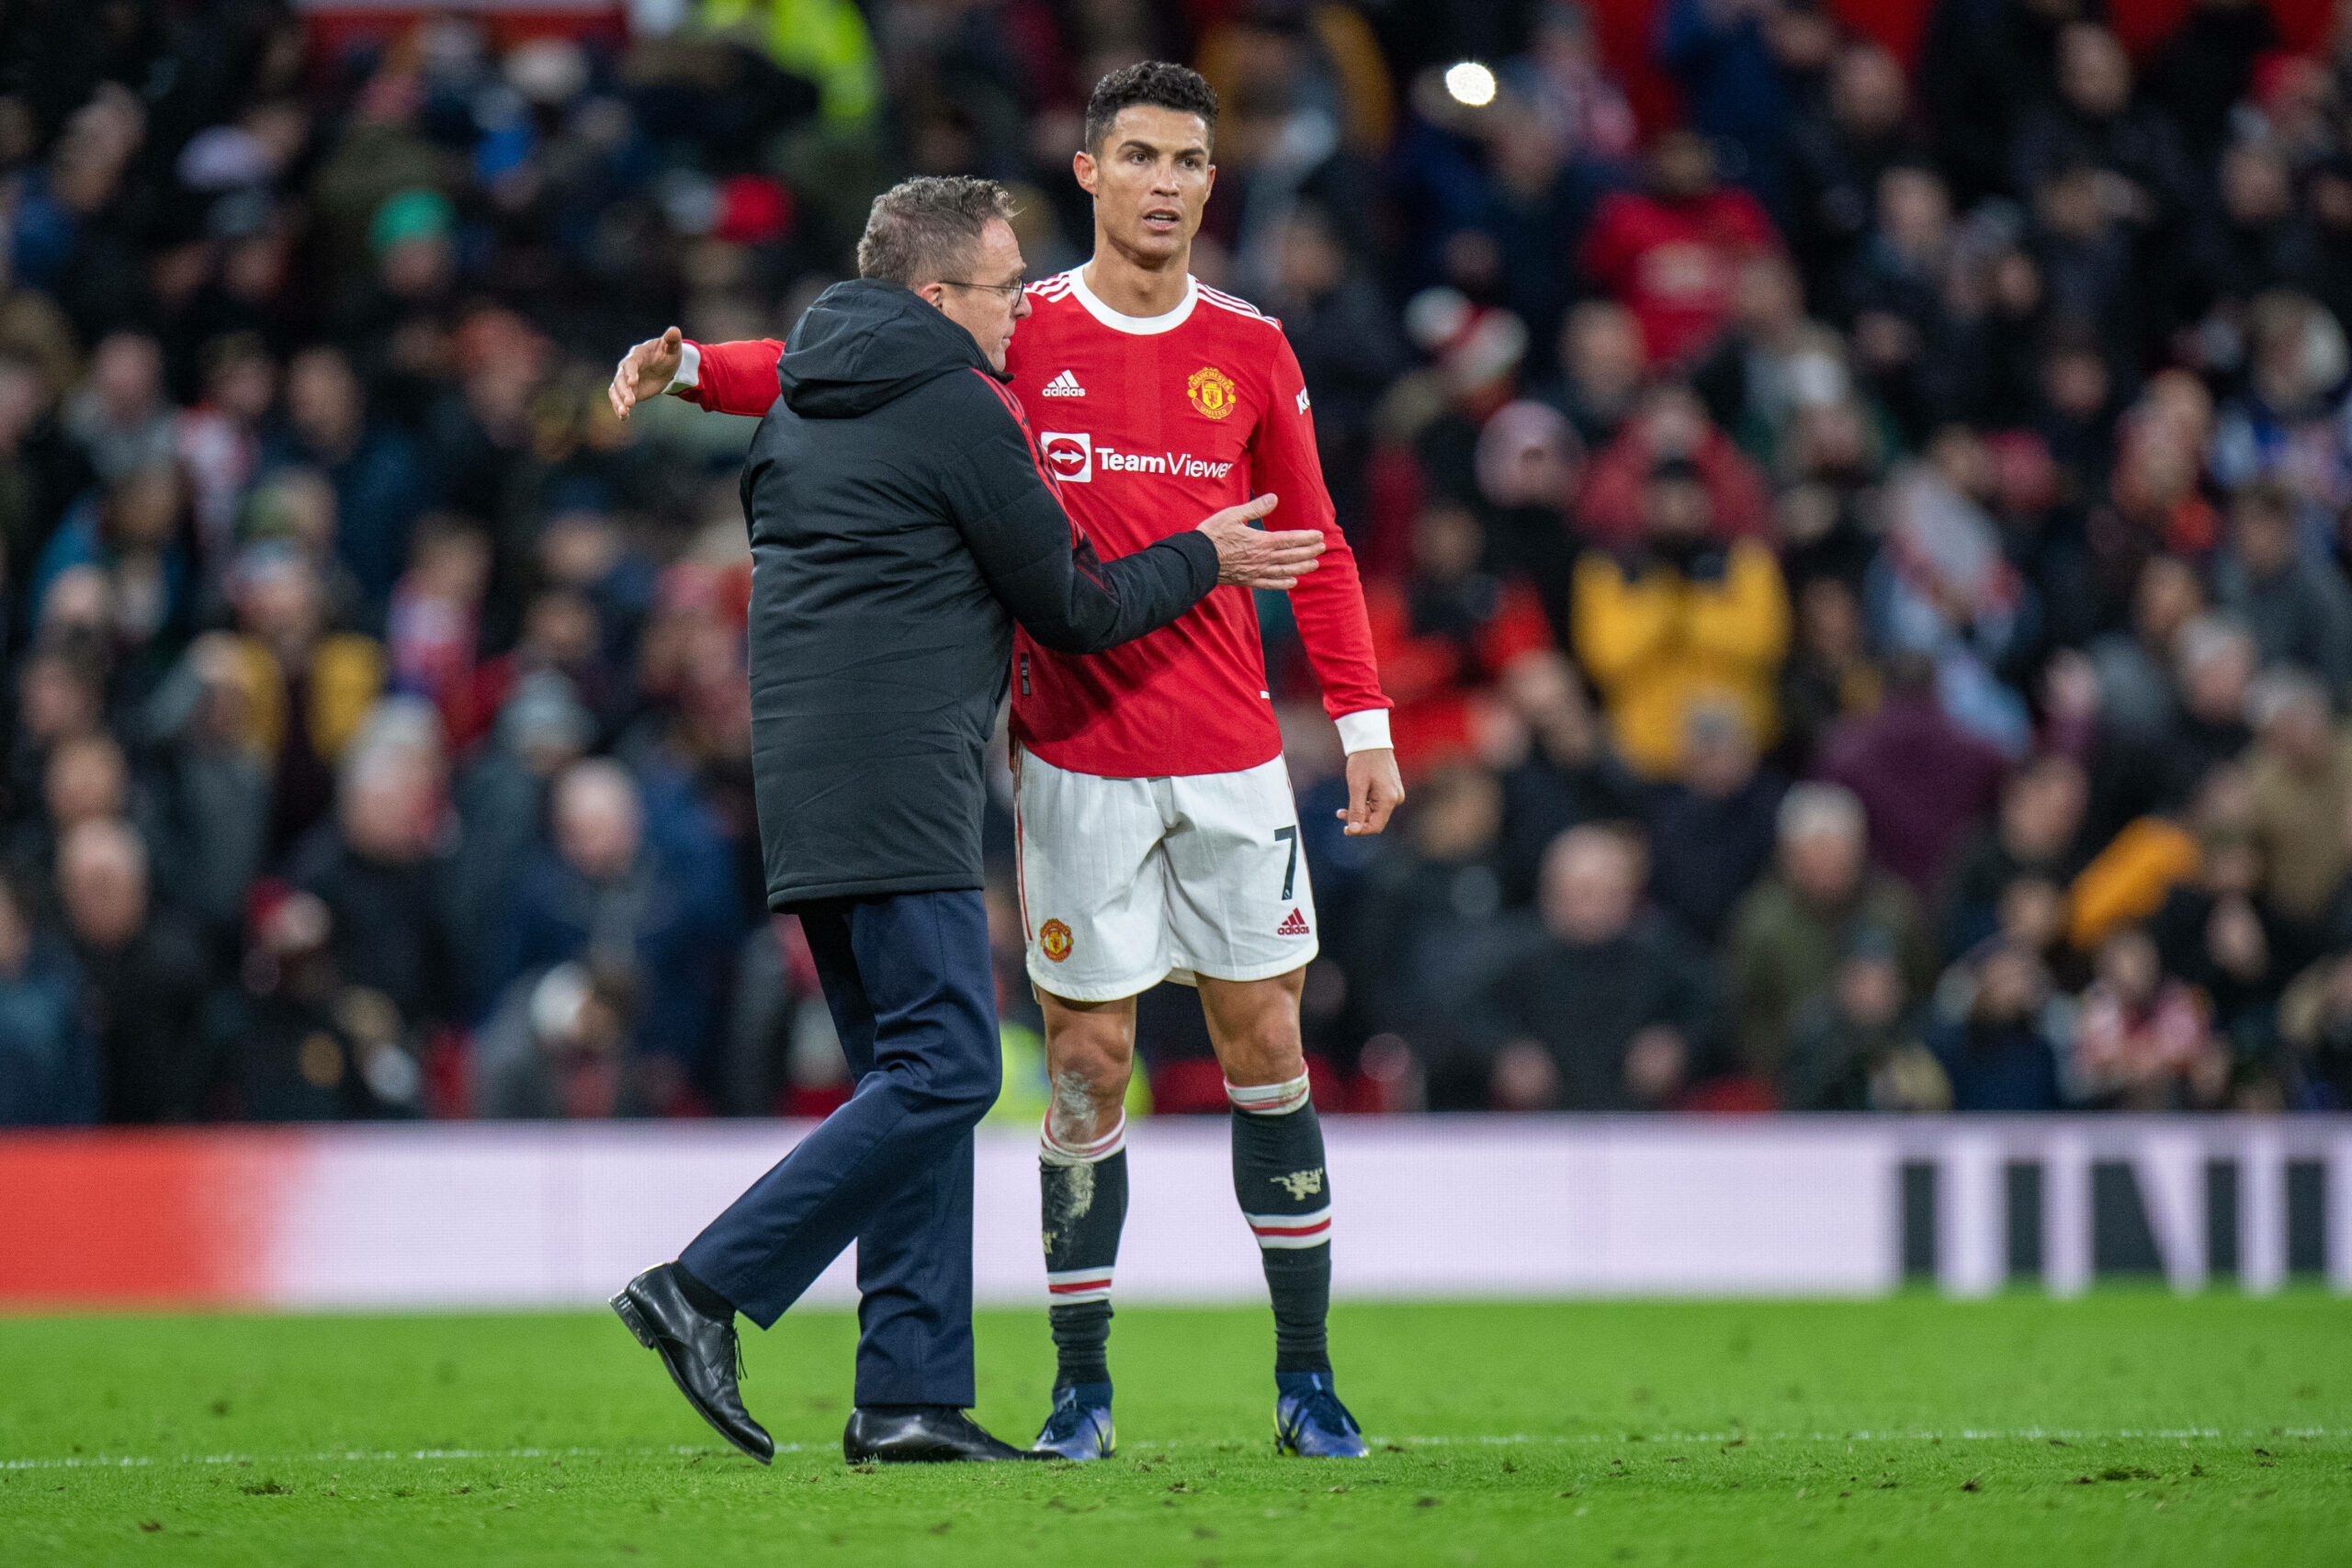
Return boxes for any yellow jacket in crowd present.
[1573,538,1791,778]
[216,633,387,768]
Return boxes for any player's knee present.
[1045,1061,1125,1145]
[1042,1013,1129,1145]
[1219,1032,1306,1089]
[1045,1018,1132,1094]
[1054,1035,1129,1094]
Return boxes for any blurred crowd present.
[5,0,2352,1125]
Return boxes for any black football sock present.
[671,1260,737,1322]
[1041,1114,1128,1394]
[1228,1074,1333,1376]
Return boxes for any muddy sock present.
[1041,1113,1128,1394]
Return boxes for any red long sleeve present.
[682,338,786,414]
[1256,332,1391,728]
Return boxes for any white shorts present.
[1013,747,1318,1002]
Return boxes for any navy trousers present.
[680,889,1000,1407]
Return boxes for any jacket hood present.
[776,277,1004,418]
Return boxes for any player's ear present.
[1072,148,1098,196]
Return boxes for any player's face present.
[1074,106,1215,267]
[919,219,1032,374]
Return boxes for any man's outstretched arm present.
[609,332,784,421]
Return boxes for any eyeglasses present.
[936,276,1027,303]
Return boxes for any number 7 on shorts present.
[1273,826,1297,901]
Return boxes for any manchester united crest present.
[1039,919,1073,962]
[1186,365,1238,420]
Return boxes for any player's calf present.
[1034,1103,1128,1458]
[1229,1072,1332,1372]
[1230,1072,1369,1457]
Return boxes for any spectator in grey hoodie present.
[2211,477,2352,704]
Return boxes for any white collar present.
[1066,267,1197,335]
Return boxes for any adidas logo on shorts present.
[1277,908,1310,937]
[1041,369,1085,397]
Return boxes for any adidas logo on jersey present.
[1277,908,1310,937]
[1042,370,1086,397]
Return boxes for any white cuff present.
[1040,1111,1126,1165]
[665,341,701,393]
[1333,708,1392,754]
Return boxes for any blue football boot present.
[1273,1371,1371,1458]
[1031,1382,1117,1460]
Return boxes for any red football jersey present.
[684,268,1390,779]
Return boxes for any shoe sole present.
[610,1289,774,1466]
[846,1444,1043,1463]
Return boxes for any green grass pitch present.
[2,1293,2346,1566]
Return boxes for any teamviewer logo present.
[1041,431,1091,483]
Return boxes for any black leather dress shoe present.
[611,1264,775,1464]
[842,1406,1038,1462]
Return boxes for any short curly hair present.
[855,175,1019,287]
[1083,61,1219,152]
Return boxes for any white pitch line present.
[1,1445,804,1472]
[7,1429,2342,1472]
[1375,1429,2346,1446]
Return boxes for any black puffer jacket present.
[741,278,1218,906]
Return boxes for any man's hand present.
[1196,494,1323,589]
[608,327,685,422]
[1337,746,1404,836]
